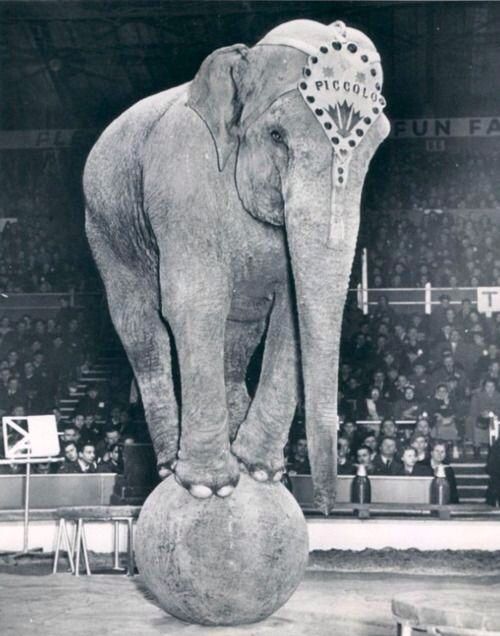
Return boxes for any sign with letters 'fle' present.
[298,28,386,188]
[477,287,500,317]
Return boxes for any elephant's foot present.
[157,459,177,480]
[231,432,285,484]
[174,448,240,499]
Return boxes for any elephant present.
[83,18,389,514]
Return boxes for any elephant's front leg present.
[232,285,299,482]
[163,270,239,499]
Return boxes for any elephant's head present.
[187,19,390,513]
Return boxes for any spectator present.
[397,446,433,476]
[361,386,392,421]
[287,438,310,475]
[361,432,378,461]
[79,414,101,445]
[411,433,431,465]
[21,361,42,395]
[355,445,374,474]
[97,443,124,474]
[372,437,403,475]
[429,440,459,503]
[393,386,420,420]
[378,418,404,449]
[96,426,122,462]
[414,415,433,440]
[77,384,108,420]
[58,441,81,474]
[60,425,81,446]
[340,420,360,450]
[427,384,459,442]
[77,443,97,473]
[3,377,26,413]
[467,378,500,458]
[337,437,354,475]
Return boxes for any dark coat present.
[372,454,403,476]
[486,440,500,504]
[337,459,355,475]
[58,460,83,474]
[396,463,433,477]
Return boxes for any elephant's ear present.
[187,44,250,172]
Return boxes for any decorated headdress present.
[258,19,386,186]
[258,19,387,245]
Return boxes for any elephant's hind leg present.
[232,286,299,483]
[91,244,179,474]
[224,317,267,440]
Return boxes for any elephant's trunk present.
[285,155,365,515]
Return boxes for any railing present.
[0,292,102,319]
[348,247,495,314]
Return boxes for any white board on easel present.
[2,415,60,459]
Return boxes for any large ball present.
[135,472,309,626]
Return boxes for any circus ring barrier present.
[1,471,500,555]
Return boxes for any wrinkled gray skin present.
[84,26,389,513]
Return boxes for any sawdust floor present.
[1,569,499,636]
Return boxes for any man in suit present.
[355,445,375,475]
[372,437,403,475]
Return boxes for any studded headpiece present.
[298,22,385,186]
[258,19,387,246]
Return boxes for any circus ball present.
[135,472,309,626]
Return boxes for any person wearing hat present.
[431,352,466,396]
[76,383,108,421]
[473,343,500,384]
[409,360,432,402]
[430,294,451,338]
[426,383,459,443]
[449,327,482,377]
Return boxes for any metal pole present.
[23,455,31,553]
[362,248,369,315]
[113,521,121,570]
[425,282,432,315]
[356,283,362,311]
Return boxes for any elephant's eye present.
[270,129,284,144]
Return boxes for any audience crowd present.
[0,302,146,475]
[367,148,500,213]
[0,215,99,293]
[360,209,500,289]
[2,153,500,504]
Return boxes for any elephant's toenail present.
[216,485,234,498]
[190,484,213,499]
[252,469,268,482]
[273,471,284,482]
[158,466,171,480]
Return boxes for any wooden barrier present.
[0,474,117,509]
[0,473,433,511]
[290,475,433,510]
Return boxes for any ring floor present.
[1,570,499,635]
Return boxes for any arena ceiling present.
[1,1,500,133]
